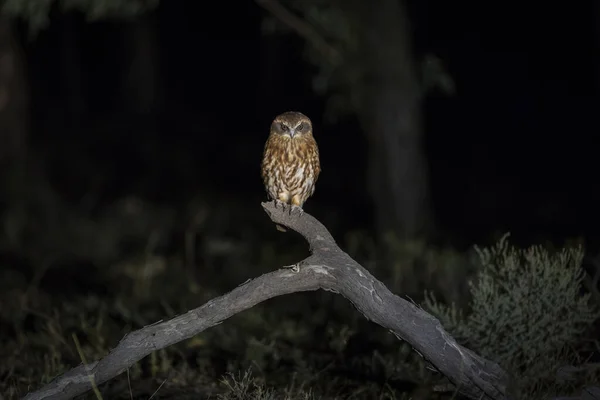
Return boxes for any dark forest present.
[1,1,600,399]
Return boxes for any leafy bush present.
[425,233,600,398]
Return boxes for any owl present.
[261,111,321,217]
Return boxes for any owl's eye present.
[280,123,288,131]
[297,123,304,132]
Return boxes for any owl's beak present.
[288,129,296,138]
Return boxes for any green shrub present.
[425,233,600,398]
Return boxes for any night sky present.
[14,0,600,249]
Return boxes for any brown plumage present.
[261,111,321,219]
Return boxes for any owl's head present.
[271,111,313,139]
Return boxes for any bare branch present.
[255,0,342,66]
[24,201,512,400]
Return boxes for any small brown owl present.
[261,111,321,217]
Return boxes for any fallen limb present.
[24,201,512,400]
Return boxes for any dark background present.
[2,1,600,398]
[12,0,599,248]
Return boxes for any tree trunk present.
[122,14,160,114]
[60,13,87,121]
[0,15,28,167]
[359,0,432,239]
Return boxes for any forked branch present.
[24,201,512,400]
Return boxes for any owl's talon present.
[291,205,304,216]
[274,199,286,210]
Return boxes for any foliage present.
[425,233,600,398]
[1,0,159,36]
[217,369,316,400]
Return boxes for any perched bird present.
[261,111,321,227]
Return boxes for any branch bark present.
[24,201,512,400]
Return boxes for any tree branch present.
[254,0,341,66]
[24,201,512,400]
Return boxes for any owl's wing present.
[312,147,321,183]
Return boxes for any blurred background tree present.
[0,0,159,158]
[0,0,160,266]
[259,0,454,240]
[0,11,28,168]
